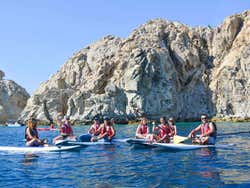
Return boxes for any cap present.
[94,117,99,121]
[103,116,110,121]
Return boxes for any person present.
[188,114,217,145]
[135,117,150,139]
[91,116,116,142]
[168,117,177,137]
[53,114,76,143]
[88,117,101,136]
[25,118,48,146]
[151,117,172,143]
[79,117,101,142]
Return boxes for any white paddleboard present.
[126,138,147,144]
[153,143,216,151]
[126,138,156,148]
[0,145,81,153]
[7,124,23,127]
[55,139,114,147]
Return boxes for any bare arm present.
[96,124,103,133]
[158,134,168,142]
[135,125,141,137]
[96,127,107,140]
[174,126,177,135]
[146,126,149,134]
[26,128,38,140]
[108,126,116,139]
[188,125,201,137]
[88,125,95,134]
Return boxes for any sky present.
[0,0,249,94]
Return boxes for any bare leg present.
[136,134,147,139]
[200,137,209,145]
[53,135,64,144]
[26,139,41,146]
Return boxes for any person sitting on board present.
[79,117,101,142]
[151,116,172,143]
[53,115,76,143]
[25,118,48,147]
[188,114,217,145]
[91,116,116,142]
[168,117,177,138]
[135,117,150,139]
[88,117,101,136]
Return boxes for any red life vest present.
[93,123,100,132]
[201,123,210,135]
[61,123,73,136]
[158,124,171,138]
[101,125,113,137]
[139,124,148,135]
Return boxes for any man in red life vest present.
[188,114,217,145]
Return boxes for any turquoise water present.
[0,122,250,188]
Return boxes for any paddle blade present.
[173,135,191,144]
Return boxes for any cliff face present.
[19,10,250,123]
[0,70,30,123]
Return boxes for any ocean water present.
[0,122,250,188]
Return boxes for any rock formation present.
[19,10,250,123]
[0,70,30,123]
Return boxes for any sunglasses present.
[201,117,207,120]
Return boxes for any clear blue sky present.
[0,0,249,94]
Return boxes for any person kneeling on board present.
[25,118,48,147]
[188,114,217,145]
[53,114,76,143]
[91,116,116,142]
[151,116,173,143]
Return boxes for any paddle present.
[173,135,191,144]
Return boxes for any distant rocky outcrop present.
[20,10,250,123]
[0,70,30,123]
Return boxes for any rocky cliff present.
[0,70,30,123]
[19,10,250,123]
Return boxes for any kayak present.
[0,145,81,153]
[37,127,57,131]
[153,143,216,151]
